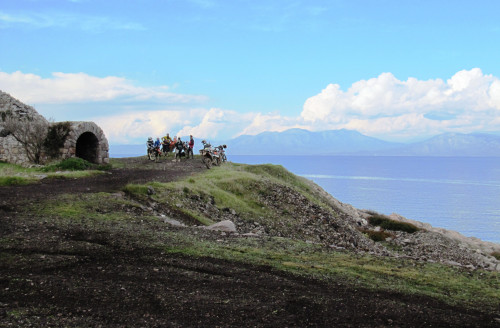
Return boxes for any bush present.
[368,215,420,234]
[491,252,500,260]
[42,158,92,172]
[44,122,71,158]
[364,230,394,242]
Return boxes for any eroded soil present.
[1,157,499,327]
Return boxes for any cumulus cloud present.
[0,71,206,104]
[237,113,307,136]
[94,108,208,144]
[177,108,257,140]
[301,68,500,140]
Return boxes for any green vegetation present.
[43,121,71,158]
[360,229,394,242]
[0,176,35,186]
[368,214,420,233]
[492,252,500,260]
[123,163,336,230]
[0,158,110,185]
[42,157,92,171]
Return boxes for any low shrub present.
[358,227,394,242]
[368,215,420,234]
[44,121,71,158]
[491,252,500,260]
[56,158,92,171]
[123,184,150,196]
[41,158,105,172]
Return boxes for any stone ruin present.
[0,90,109,165]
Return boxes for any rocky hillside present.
[125,162,500,272]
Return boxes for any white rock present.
[205,220,237,232]
[163,218,186,227]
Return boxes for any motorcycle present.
[185,141,194,159]
[199,140,220,169]
[216,144,227,163]
[147,144,162,162]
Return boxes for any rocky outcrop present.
[0,91,48,165]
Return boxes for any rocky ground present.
[1,156,499,327]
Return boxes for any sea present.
[111,150,500,244]
[229,155,500,244]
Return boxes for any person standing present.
[188,135,195,159]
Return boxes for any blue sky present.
[1,0,500,144]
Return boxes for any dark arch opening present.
[76,132,99,163]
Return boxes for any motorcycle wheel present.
[204,157,212,169]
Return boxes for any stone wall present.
[0,90,109,165]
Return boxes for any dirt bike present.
[147,145,162,162]
[216,145,227,163]
[199,140,220,169]
[174,142,187,161]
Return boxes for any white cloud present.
[94,108,208,144]
[0,71,206,104]
[0,11,146,32]
[301,68,500,140]
[237,113,307,136]
[3,68,500,145]
[177,108,257,140]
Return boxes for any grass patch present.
[0,159,109,185]
[147,162,341,230]
[33,193,145,223]
[0,176,35,186]
[42,158,92,171]
[123,183,150,196]
[368,215,420,233]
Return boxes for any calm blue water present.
[230,155,500,244]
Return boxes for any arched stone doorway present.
[60,122,109,164]
[76,131,99,163]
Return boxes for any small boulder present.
[206,220,237,232]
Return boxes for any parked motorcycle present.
[217,144,227,163]
[147,145,162,162]
[199,140,220,169]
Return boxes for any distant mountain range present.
[225,129,400,155]
[224,129,500,156]
[109,129,500,157]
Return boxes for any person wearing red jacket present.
[187,135,195,159]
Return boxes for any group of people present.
[147,133,195,162]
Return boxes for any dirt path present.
[1,157,499,327]
[0,156,206,205]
